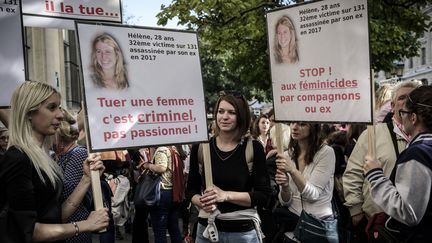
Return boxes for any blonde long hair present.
[274,15,299,64]
[9,81,62,186]
[91,33,129,89]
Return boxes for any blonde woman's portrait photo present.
[90,33,129,90]
[273,15,299,65]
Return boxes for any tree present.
[157,0,431,106]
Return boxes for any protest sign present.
[23,0,122,29]
[76,22,208,151]
[267,0,372,123]
[0,0,25,107]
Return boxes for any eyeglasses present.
[398,109,412,118]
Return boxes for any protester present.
[364,86,432,241]
[187,92,271,243]
[375,83,394,123]
[273,122,338,242]
[343,80,422,241]
[99,150,130,243]
[0,81,108,242]
[261,122,291,243]
[0,127,8,159]
[90,33,129,90]
[54,108,93,243]
[128,147,154,243]
[143,145,183,243]
[251,114,272,155]
[344,124,367,159]
[273,15,299,64]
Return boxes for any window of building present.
[409,57,413,69]
[421,47,426,65]
[63,30,82,111]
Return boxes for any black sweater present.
[186,137,272,213]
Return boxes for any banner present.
[0,0,25,107]
[76,22,208,151]
[23,0,122,29]
[267,0,372,123]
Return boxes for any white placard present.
[76,23,208,151]
[23,0,122,29]
[267,0,372,123]
[0,0,25,107]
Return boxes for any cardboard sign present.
[76,22,208,151]
[0,0,25,107]
[23,0,122,29]
[267,0,372,123]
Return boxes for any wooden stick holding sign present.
[367,70,376,159]
[82,102,106,232]
[202,143,213,188]
[275,123,284,155]
[367,126,376,159]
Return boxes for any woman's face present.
[393,87,416,123]
[399,104,415,136]
[216,100,238,133]
[290,123,311,141]
[95,41,116,71]
[31,93,64,141]
[0,131,9,150]
[277,24,291,48]
[258,117,270,135]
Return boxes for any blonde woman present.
[375,83,393,123]
[274,15,299,64]
[91,33,129,90]
[0,81,108,242]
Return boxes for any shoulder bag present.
[294,196,339,243]
[133,169,161,207]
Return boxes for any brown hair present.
[288,123,323,165]
[213,92,251,141]
[406,86,432,131]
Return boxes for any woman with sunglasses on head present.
[187,92,272,243]
[274,123,338,242]
[364,86,432,242]
[0,81,109,242]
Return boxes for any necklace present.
[212,138,240,161]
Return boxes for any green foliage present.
[157,0,431,108]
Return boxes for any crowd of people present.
[1,80,432,243]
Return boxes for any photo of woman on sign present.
[273,15,299,65]
[90,33,129,90]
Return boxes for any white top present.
[279,145,335,219]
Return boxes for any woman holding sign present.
[90,33,129,90]
[274,123,338,242]
[364,86,432,242]
[273,15,299,64]
[187,91,272,243]
[0,81,109,242]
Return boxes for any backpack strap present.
[245,136,254,174]
[198,143,204,176]
[198,137,254,176]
